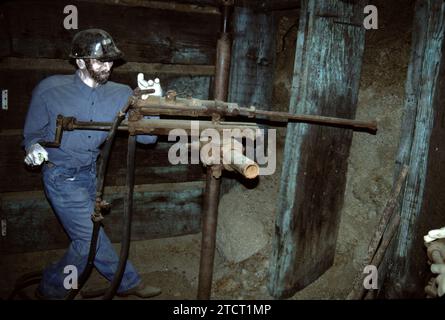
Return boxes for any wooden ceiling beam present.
[75,0,220,15]
[76,0,300,13]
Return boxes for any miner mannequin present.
[23,29,161,299]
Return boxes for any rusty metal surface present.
[135,96,377,133]
[197,166,222,300]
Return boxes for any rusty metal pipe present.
[221,3,230,33]
[197,0,233,300]
[222,148,259,179]
[214,34,231,101]
[39,115,64,147]
[135,98,377,134]
[197,166,222,300]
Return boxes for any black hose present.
[8,271,42,300]
[96,94,136,200]
[64,219,101,300]
[102,134,136,300]
[64,95,137,300]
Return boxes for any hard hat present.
[69,29,123,61]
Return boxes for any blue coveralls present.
[23,71,157,299]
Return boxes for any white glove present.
[424,227,445,243]
[24,143,49,166]
[137,73,163,99]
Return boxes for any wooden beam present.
[383,0,445,298]
[1,181,205,254]
[77,0,220,14]
[228,3,277,109]
[235,0,300,12]
[0,134,206,192]
[143,0,301,11]
[1,181,205,201]
[0,57,215,76]
[1,1,219,65]
[268,0,367,299]
[142,0,220,6]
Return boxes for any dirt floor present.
[1,1,416,300]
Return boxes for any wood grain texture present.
[0,182,204,254]
[268,0,366,299]
[0,134,206,192]
[1,0,219,65]
[383,0,445,298]
[228,5,277,109]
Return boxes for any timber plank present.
[0,134,206,192]
[228,4,277,110]
[383,0,445,298]
[1,0,219,65]
[0,181,205,254]
[0,58,215,76]
[268,0,367,299]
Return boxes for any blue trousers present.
[38,163,141,299]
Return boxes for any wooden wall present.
[0,0,219,253]
[0,0,283,254]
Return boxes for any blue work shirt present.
[23,71,157,168]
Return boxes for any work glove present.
[24,143,49,166]
[424,227,445,243]
[137,73,163,99]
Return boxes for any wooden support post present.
[221,0,276,195]
[228,2,276,109]
[383,0,445,298]
[268,0,366,299]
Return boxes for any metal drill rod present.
[59,118,259,137]
[135,97,378,134]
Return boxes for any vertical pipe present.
[197,167,222,299]
[214,2,231,102]
[197,1,233,300]
[214,34,231,101]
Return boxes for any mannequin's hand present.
[137,73,163,99]
[425,229,445,298]
[24,143,49,166]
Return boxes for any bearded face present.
[84,59,113,85]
